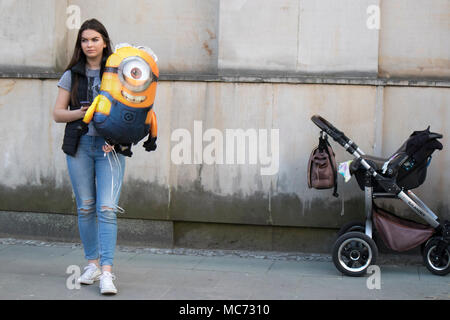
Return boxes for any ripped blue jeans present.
[66,135,125,267]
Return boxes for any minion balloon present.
[82,43,159,155]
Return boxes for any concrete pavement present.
[0,238,448,300]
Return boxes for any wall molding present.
[0,71,449,88]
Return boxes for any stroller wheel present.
[423,238,450,276]
[332,232,378,277]
[337,221,365,237]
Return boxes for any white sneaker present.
[77,263,102,285]
[99,271,118,295]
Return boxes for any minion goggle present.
[117,56,154,92]
[107,44,159,93]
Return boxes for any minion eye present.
[118,56,153,92]
[130,67,142,79]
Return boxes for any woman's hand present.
[53,88,91,123]
[102,143,115,153]
[77,106,89,119]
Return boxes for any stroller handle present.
[311,115,364,156]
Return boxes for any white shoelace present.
[100,272,117,288]
[83,263,98,272]
[101,272,116,281]
[80,263,100,280]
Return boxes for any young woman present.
[53,19,124,295]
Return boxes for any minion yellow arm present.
[145,109,158,138]
[82,96,100,124]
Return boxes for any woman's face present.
[80,29,106,60]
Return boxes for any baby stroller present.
[311,115,450,276]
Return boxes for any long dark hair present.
[65,19,113,107]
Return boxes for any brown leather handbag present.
[307,133,338,197]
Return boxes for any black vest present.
[61,60,105,156]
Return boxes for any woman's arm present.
[53,87,88,123]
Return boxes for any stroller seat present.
[350,127,443,192]
[351,152,408,176]
[357,155,390,172]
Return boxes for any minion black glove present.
[143,136,157,152]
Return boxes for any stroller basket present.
[373,205,435,252]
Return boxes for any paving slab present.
[0,238,448,300]
[193,255,274,274]
[268,260,341,278]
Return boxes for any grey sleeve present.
[57,70,72,92]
